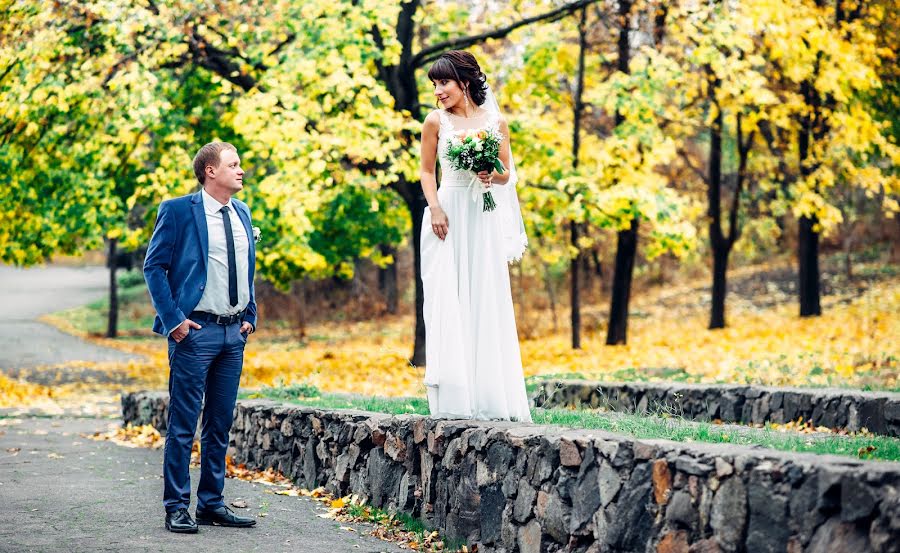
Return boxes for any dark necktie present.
[220,206,238,307]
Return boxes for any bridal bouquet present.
[445,128,506,212]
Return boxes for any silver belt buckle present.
[215,314,226,325]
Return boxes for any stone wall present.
[123,392,900,552]
[533,380,900,437]
[122,390,169,430]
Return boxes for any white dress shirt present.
[194,188,250,316]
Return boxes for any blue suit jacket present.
[144,191,258,336]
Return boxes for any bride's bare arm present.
[420,111,449,240]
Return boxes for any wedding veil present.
[482,84,528,263]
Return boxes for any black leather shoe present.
[165,508,198,533]
[196,505,257,528]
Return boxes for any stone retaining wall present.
[123,392,900,552]
[533,380,900,437]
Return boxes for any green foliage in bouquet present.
[446,129,506,212]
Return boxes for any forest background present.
[1,0,898,405]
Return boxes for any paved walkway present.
[0,264,404,551]
[0,416,404,553]
[0,264,139,371]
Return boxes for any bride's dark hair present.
[427,50,488,106]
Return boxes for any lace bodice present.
[437,108,501,184]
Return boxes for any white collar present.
[201,188,234,215]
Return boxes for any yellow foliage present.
[86,423,164,449]
[34,274,900,401]
[0,374,55,408]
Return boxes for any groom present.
[144,141,258,533]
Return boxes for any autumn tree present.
[658,1,778,329]
[750,0,899,316]
[505,1,697,348]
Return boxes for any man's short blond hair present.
[192,142,237,185]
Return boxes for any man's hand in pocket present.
[172,319,202,343]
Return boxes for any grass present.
[242,385,900,463]
[530,409,900,462]
[241,386,431,415]
[52,277,156,336]
[527,369,900,394]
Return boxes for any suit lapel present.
[191,192,209,269]
[234,203,255,271]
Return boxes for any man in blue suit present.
[144,141,258,533]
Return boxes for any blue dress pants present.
[163,321,246,513]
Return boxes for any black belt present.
[189,310,245,325]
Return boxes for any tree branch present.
[412,0,602,68]
[266,32,297,60]
[727,114,754,246]
[370,25,391,93]
[0,58,19,86]
[677,147,709,184]
[103,39,159,87]
[186,30,262,92]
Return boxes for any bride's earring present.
[464,87,469,113]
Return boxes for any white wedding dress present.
[421,108,532,422]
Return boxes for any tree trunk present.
[106,238,118,338]
[605,0,635,345]
[592,249,603,278]
[408,186,428,365]
[389,177,428,364]
[710,247,729,329]
[653,1,668,45]
[798,215,822,316]
[568,7,588,350]
[570,221,581,349]
[892,218,900,264]
[378,244,398,314]
[798,75,823,318]
[542,262,559,332]
[581,236,594,295]
[606,217,638,345]
[844,240,853,280]
[707,77,727,330]
[295,279,307,339]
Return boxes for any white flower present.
[252,226,261,243]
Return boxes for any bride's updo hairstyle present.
[427,50,489,106]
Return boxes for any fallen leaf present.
[858,445,877,458]
[5,448,20,455]
[84,424,164,449]
[231,499,248,508]
[47,452,64,459]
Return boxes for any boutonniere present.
[252,226,262,243]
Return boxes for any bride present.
[419,50,531,422]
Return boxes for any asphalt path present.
[0,264,140,371]
[0,416,405,553]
